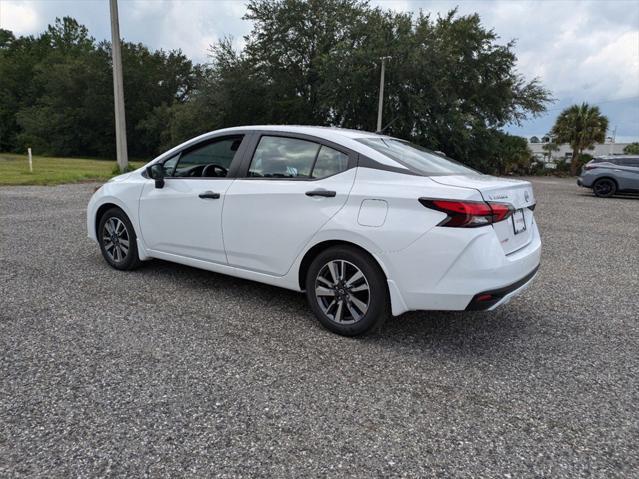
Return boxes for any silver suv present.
[577,155,639,197]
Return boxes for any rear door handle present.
[306,189,336,198]
[199,191,220,199]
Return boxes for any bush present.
[111,164,137,175]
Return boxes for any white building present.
[527,137,632,165]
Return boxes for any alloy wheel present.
[594,179,613,196]
[102,217,130,263]
[315,260,370,324]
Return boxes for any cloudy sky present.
[2,0,638,140]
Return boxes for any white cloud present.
[0,1,41,33]
[122,0,248,61]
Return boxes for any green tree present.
[14,18,114,156]
[550,103,609,175]
[197,0,551,171]
[492,133,532,175]
[2,5,551,172]
[0,28,51,151]
[623,142,639,154]
[2,17,200,159]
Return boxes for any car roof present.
[594,155,639,160]
[216,125,386,141]
[152,125,408,170]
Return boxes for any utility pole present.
[376,56,392,132]
[109,0,128,172]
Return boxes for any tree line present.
[0,0,552,173]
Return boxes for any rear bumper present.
[382,220,542,315]
[465,265,539,311]
[577,175,595,188]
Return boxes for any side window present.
[248,136,319,178]
[312,146,349,179]
[617,158,639,167]
[172,136,244,178]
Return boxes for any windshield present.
[357,138,479,176]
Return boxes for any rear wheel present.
[593,178,616,198]
[305,246,389,336]
[98,208,141,270]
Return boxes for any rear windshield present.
[357,138,479,176]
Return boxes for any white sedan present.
[88,126,541,336]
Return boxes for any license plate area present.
[512,209,526,235]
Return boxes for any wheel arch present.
[298,239,387,291]
[94,202,128,238]
[594,176,619,187]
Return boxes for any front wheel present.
[305,246,389,336]
[98,208,141,270]
[593,178,616,198]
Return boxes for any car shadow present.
[576,191,639,200]
[126,258,537,357]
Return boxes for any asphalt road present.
[1,178,637,477]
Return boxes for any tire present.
[97,207,141,270]
[593,178,617,198]
[305,245,389,336]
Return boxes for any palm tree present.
[550,103,609,175]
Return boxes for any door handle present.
[306,189,336,198]
[198,191,220,199]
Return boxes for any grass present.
[0,153,145,186]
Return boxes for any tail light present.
[418,198,513,228]
[584,164,598,170]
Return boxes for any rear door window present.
[247,136,350,179]
[249,136,318,178]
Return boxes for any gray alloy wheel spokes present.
[315,260,370,325]
[102,217,130,263]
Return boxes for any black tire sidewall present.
[593,179,616,198]
[305,246,389,336]
[98,208,140,270]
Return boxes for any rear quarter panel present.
[315,167,485,254]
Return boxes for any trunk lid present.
[430,175,536,254]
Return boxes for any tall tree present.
[550,103,609,175]
[2,17,200,158]
[1,5,552,172]
[200,0,551,171]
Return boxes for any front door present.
[222,134,356,275]
[138,135,246,264]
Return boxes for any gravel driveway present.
[1,178,637,477]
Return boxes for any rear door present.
[222,133,356,275]
[431,175,536,254]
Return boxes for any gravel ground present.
[0,178,637,478]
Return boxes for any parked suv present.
[578,155,639,197]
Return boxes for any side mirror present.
[147,164,165,189]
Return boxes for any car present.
[87,126,541,336]
[577,155,639,197]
